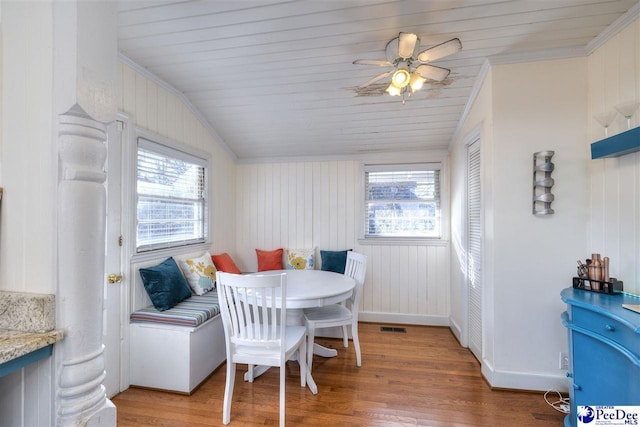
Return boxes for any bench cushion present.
[130,291,220,327]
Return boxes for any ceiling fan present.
[354,33,462,101]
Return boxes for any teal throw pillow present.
[320,249,351,274]
[139,257,192,311]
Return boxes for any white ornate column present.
[56,108,115,426]
[53,1,117,426]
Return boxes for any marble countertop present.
[0,328,64,364]
[0,290,63,365]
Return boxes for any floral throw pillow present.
[286,248,315,270]
[178,252,217,295]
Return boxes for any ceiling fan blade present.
[415,64,450,81]
[359,71,392,88]
[398,32,418,59]
[353,59,394,67]
[417,38,462,63]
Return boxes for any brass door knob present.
[108,274,123,284]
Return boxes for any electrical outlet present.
[559,352,569,370]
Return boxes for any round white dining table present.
[243,269,355,393]
[253,268,354,316]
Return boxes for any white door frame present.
[104,112,133,396]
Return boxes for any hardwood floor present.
[112,323,567,426]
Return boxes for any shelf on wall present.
[591,126,640,159]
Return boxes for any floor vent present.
[380,326,406,333]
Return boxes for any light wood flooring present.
[112,323,567,426]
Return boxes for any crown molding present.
[488,46,588,66]
[586,1,640,54]
[117,53,237,161]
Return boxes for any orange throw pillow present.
[211,253,242,274]
[256,248,284,272]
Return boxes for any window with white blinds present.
[136,137,207,252]
[363,164,441,239]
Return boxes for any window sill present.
[132,242,211,263]
[358,237,449,247]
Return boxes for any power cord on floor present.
[544,390,570,414]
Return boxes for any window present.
[136,137,208,252]
[363,164,441,239]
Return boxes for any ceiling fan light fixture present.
[386,83,401,96]
[409,73,426,92]
[391,69,410,88]
[353,33,462,103]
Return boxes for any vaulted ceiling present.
[117,0,639,160]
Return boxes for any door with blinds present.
[466,138,482,361]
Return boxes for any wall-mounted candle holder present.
[615,101,639,130]
[533,151,554,215]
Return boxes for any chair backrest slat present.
[217,272,287,353]
[344,252,367,309]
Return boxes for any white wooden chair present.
[303,251,367,374]
[216,272,307,426]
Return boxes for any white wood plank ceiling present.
[117,0,639,161]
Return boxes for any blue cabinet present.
[561,288,640,426]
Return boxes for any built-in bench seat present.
[128,254,227,395]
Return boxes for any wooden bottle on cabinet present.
[588,253,603,290]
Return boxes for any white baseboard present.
[481,361,569,393]
[358,311,450,326]
[314,312,448,339]
[449,317,464,346]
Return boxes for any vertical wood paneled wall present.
[236,161,450,324]
[587,18,640,295]
[117,62,237,253]
[116,61,451,323]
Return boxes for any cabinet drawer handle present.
[566,372,573,378]
[605,324,615,331]
[573,383,582,391]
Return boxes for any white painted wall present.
[0,0,55,294]
[0,2,57,425]
[490,58,589,391]
[587,18,640,296]
[451,57,590,392]
[236,157,451,325]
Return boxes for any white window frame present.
[359,161,449,246]
[132,129,211,254]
